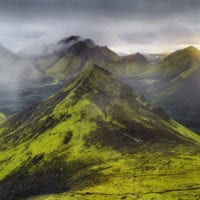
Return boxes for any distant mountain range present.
[0,36,200,134]
[1,65,200,200]
[33,37,149,82]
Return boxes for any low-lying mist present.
[0,36,82,115]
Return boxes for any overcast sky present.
[1,0,200,53]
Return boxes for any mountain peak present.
[68,39,95,56]
[71,64,115,94]
[184,45,199,52]
[175,45,200,58]
[57,35,80,44]
[161,45,200,76]
[164,45,200,60]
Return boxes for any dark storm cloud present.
[0,0,196,18]
[0,0,200,52]
[0,0,199,19]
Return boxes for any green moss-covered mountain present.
[1,65,200,200]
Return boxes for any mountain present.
[129,46,200,133]
[157,46,200,79]
[1,65,200,199]
[41,37,149,82]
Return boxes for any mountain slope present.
[138,46,200,79]
[151,46,200,132]
[0,65,200,200]
[32,35,81,73]
[127,46,200,133]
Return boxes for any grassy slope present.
[28,146,200,200]
[0,66,200,199]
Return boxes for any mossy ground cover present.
[27,145,200,200]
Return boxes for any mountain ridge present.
[1,65,200,199]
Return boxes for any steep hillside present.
[124,46,200,133]
[0,66,200,200]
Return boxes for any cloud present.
[119,32,157,44]
[0,0,200,52]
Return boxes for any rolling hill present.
[1,65,200,200]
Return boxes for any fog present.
[0,35,83,114]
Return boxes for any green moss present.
[27,146,200,200]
